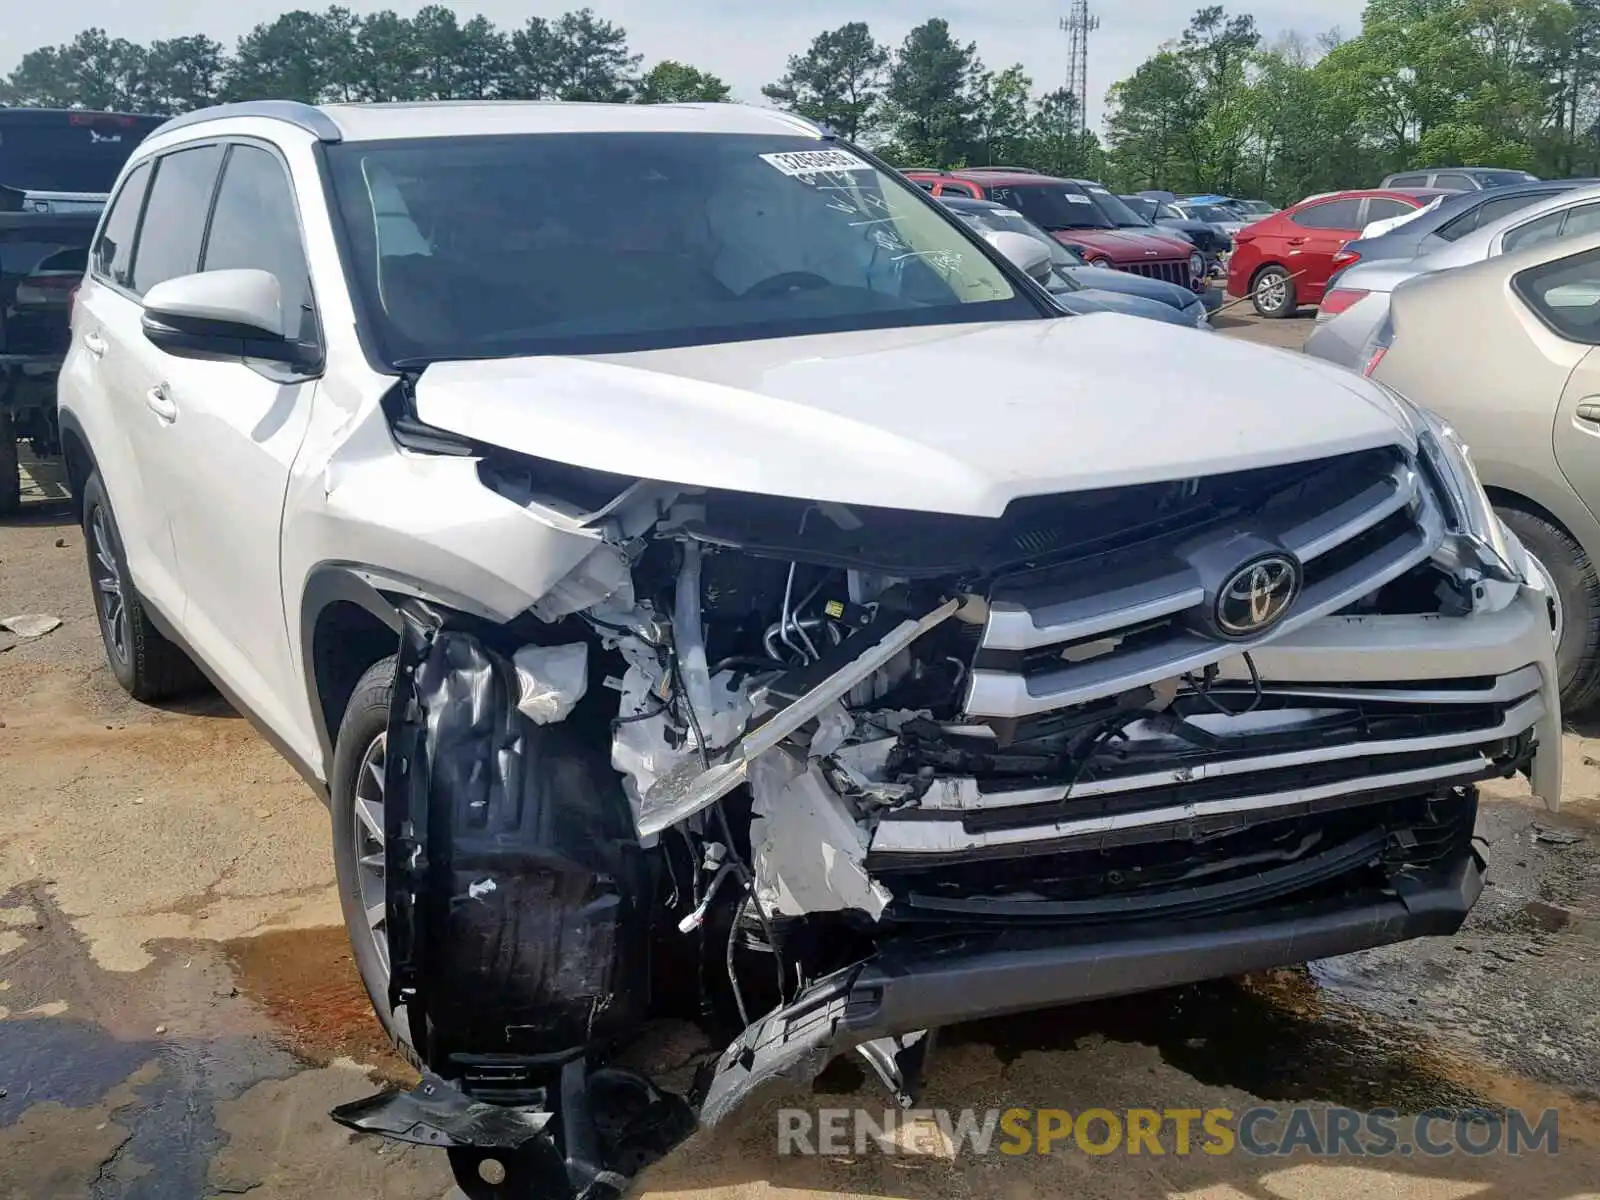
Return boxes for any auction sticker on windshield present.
[760,149,873,176]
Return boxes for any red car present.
[1227,188,1448,317]
[906,169,1204,292]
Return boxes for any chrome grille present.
[963,447,1444,720]
[870,666,1541,865]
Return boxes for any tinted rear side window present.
[1439,193,1544,241]
[1514,246,1600,343]
[1504,209,1567,253]
[1291,199,1362,229]
[1387,174,1427,188]
[91,160,152,287]
[0,112,165,194]
[1363,198,1412,222]
[1433,172,1475,191]
[131,145,224,295]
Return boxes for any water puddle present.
[223,927,414,1083]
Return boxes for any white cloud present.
[0,0,1366,130]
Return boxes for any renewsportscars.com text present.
[776,1106,1561,1158]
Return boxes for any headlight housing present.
[1413,409,1522,584]
[1189,251,1205,280]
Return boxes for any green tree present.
[352,10,424,101]
[974,64,1032,165]
[142,35,226,111]
[636,61,730,103]
[1105,51,1200,190]
[226,9,358,103]
[509,8,639,101]
[1027,87,1102,178]
[883,19,985,167]
[761,22,889,140]
[3,47,77,107]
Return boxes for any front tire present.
[1252,266,1296,318]
[1498,507,1600,714]
[330,655,419,1067]
[80,471,203,701]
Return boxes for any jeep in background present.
[1,109,164,514]
[907,167,1206,292]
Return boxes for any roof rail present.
[959,165,1040,174]
[149,100,343,143]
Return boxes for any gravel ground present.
[2,319,1598,1199]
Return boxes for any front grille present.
[867,667,1539,866]
[1120,259,1190,286]
[963,446,1444,719]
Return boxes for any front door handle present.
[145,383,178,423]
[82,331,106,358]
[1578,400,1600,423]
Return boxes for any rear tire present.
[1498,506,1600,714]
[81,471,204,701]
[330,655,420,1068]
[0,410,20,517]
[1252,266,1296,318]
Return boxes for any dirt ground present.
[2,314,1599,1200]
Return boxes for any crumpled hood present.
[412,315,1414,518]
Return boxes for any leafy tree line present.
[0,9,1103,179]
[8,1,1600,202]
[0,7,731,111]
[1106,0,1600,202]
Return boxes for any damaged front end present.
[334,439,1557,1198]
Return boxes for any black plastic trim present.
[298,564,404,773]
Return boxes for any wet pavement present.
[4,362,1600,1198]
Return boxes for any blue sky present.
[3,1,1366,129]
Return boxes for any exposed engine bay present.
[332,439,1556,1200]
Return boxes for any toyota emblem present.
[1215,553,1301,637]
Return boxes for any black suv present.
[1,109,164,513]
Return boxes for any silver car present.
[1306,181,1600,370]
[1365,230,1600,707]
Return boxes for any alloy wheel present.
[1256,273,1288,313]
[90,505,130,668]
[352,732,389,977]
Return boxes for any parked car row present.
[52,99,1559,1200]
[1297,182,1600,711]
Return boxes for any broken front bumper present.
[702,848,1483,1123]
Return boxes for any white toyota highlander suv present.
[58,99,1561,1197]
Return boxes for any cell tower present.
[1059,0,1100,138]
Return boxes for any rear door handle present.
[1578,401,1600,422]
[145,383,178,423]
[82,331,106,358]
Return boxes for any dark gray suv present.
[1379,167,1540,191]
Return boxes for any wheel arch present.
[1249,260,1289,289]
[300,566,405,783]
[57,408,97,520]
